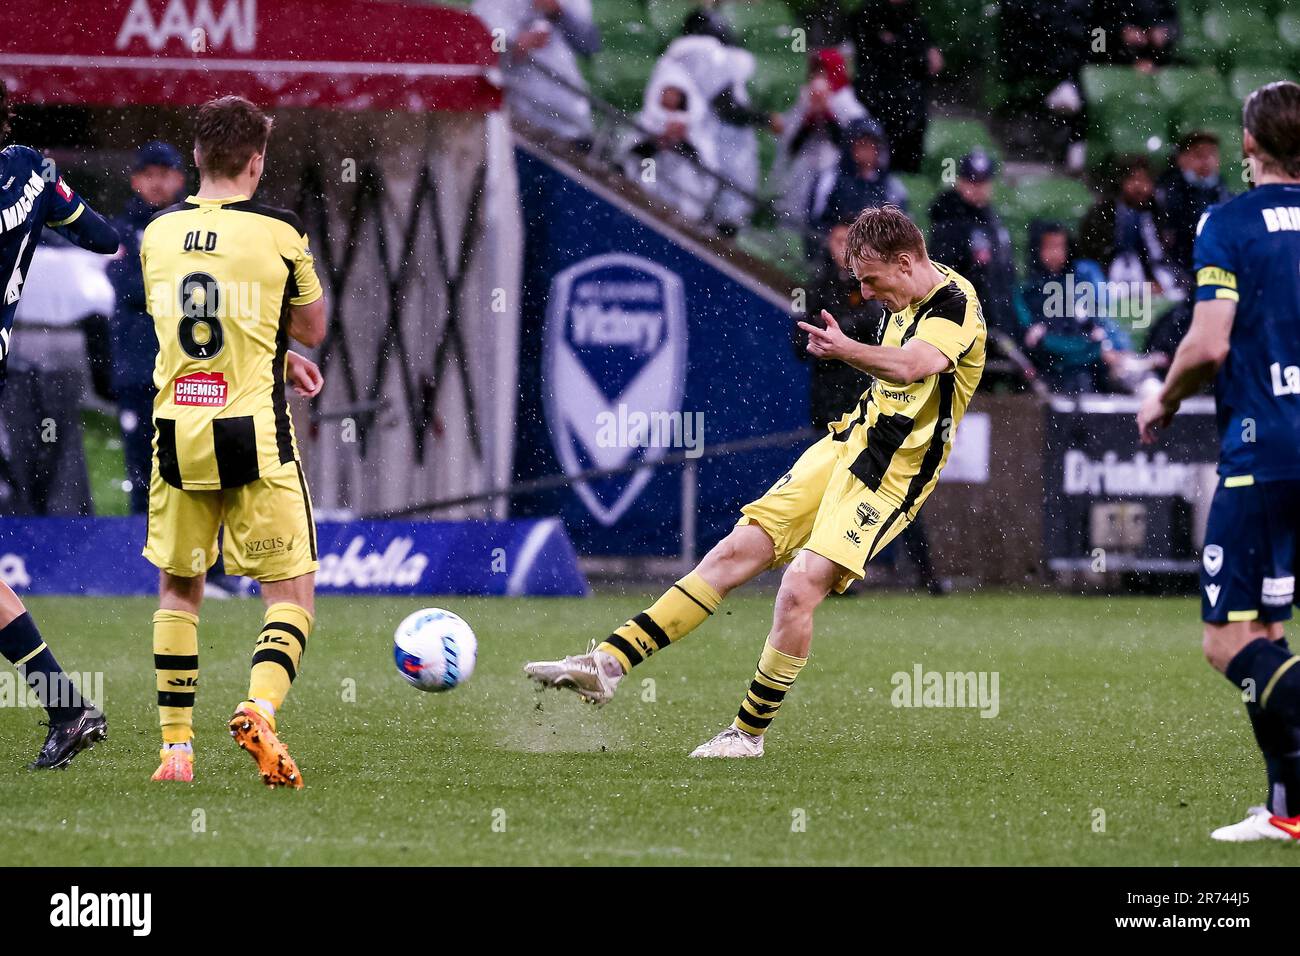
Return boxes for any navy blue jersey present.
[1194,182,1300,482]
[0,144,118,389]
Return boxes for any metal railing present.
[508,51,777,228]
[378,425,819,564]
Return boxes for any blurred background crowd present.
[481,0,1266,401]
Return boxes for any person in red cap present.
[773,49,872,230]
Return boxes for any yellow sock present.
[247,602,313,720]
[597,571,722,672]
[154,609,199,746]
[734,640,807,737]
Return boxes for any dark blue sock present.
[1242,637,1300,816]
[1228,636,1300,720]
[0,613,84,723]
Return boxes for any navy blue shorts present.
[1201,478,1300,624]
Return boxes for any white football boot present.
[524,642,624,706]
[1210,806,1300,842]
[689,725,765,758]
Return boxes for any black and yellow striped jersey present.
[829,262,986,518]
[141,195,323,490]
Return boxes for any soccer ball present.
[393,608,478,692]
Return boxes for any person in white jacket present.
[622,61,719,222]
[773,49,870,229]
[655,13,777,233]
[474,0,600,145]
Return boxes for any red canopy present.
[0,0,501,113]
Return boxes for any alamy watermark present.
[594,403,705,458]
[0,671,103,712]
[1041,273,1154,329]
[891,664,1000,718]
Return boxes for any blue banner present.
[512,147,810,556]
[0,517,588,597]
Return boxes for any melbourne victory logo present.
[543,253,687,526]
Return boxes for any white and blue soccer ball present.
[393,608,477,693]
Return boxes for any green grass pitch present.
[0,592,1293,866]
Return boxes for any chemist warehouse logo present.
[543,253,688,526]
[50,886,152,936]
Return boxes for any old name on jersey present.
[173,371,229,407]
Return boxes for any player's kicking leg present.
[526,433,838,708]
[227,572,314,790]
[691,549,841,758]
[525,523,777,704]
[0,581,106,769]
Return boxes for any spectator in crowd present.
[473,0,600,146]
[1156,130,1233,272]
[1017,220,1131,393]
[928,150,1018,336]
[809,117,908,242]
[106,141,182,514]
[622,63,717,222]
[1091,0,1180,69]
[656,11,778,234]
[772,49,871,230]
[1078,153,1179,294]
[847,0,942,173]
[999,0,1092,172]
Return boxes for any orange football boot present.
[228,703,303,789]
[151,747,194,782]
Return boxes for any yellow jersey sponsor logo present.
[173,371,229,407]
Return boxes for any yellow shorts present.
[143,459,319,582]
[738,430,911,593]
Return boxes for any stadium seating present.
[647,0,698,44]
[997,175,1095,261]
[751,57,804,112]
[1081,65,1157,107]
[602,20,662,57]
[1230,65,1299,101]
[588,49,652,112]
[1202,10,1261,57]
[736,225,809,280]
[592,0,645,33]
[921,118,999,178]
[1281,12,1300,56]
[896,173,936,235]
[1154,67,1228,116]
[725,0,795,40]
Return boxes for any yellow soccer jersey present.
[828,262,986,518]
[140,195,322,490]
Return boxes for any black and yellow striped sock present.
[153,609,199,746]
[597,571,722,673]
[246,602,313,724]
[734,640,807,737]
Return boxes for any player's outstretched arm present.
[287,297,327,349]
[52,200,119,255]
[1137,299,1235,444]
[798,310,950,384]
